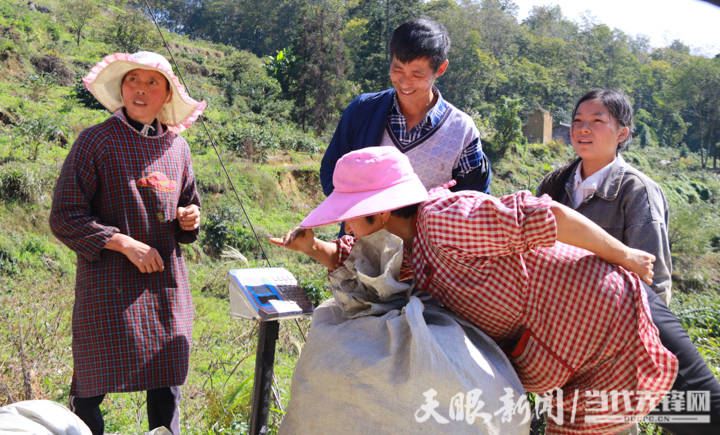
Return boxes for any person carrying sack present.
[272,146,720,434]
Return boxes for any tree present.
[522,5,577,40]
[634,109,658,148]
[518,5,581,116]
[287,0,350,133]
[103,8,162,53]
[63,0,100,47]
[151,0,301,56]
[425,0,496,111]
[441,38,501,112]
[216,50,291,121]
[658,110,690,149]
[672,57,720,168]
[491,96,525,154]
[477,0,520,61]
[18,118,55,161]
[632,60,689,149]
[578,24,638,91]
[345,0,422,92]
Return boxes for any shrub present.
[30,54,75,86]
[676,303,720,338]
[23,73,55,101]
[0,38,15,60]
[216,50,292,121]
[634,122,658,148]
[288,262,331,306]
[669,205,710,257]
[73,79,106,111]
[102,9,161,53]
[17,118,57,161]
[46,21,61,42]
[679,143,691,158]
[0,167,42,203]
[202,205,263,258]
[221,124,275,161]
[220,121,322,162]
[491,96,526,154]
[634,108,658,148]
[672,291,720,376]
[17,236,60,268]
[0,245,17,275]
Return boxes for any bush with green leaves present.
[284,259,331,306]
[202,204,263,258]
[102,8,162,53]
[16,118,57,161]
[0,38,16,60]
[679,143,691,158]
[634,108,658,148]
[216,50,292,120]
[672,291,720,377]
[220,121,322,161]
[669,199,717,257]
[0,245,18,275]
[22,73,56,101]
[0,166,42,203]
[15,235,71,273]
[73,79,106,111]
[0,233,73,276]
[489,96,525,156]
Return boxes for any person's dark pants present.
[70,386,182,435]
[645,286,720,434]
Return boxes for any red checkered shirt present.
[49,115,200,397]
[336,187,678,434]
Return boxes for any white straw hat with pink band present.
[83,51,206,133]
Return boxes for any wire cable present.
[142,0,307,343]
[143,0,272,267]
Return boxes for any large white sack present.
[280,231,529,435]
[0,399,92,435]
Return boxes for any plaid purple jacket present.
[49,115,200,397]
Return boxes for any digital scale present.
[228,267,313,321]
[227,267,313,435]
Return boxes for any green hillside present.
[1,0,718,433]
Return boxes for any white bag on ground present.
[0,399,92,435]
[280,231,529,435]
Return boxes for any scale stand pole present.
[249,320,280,435]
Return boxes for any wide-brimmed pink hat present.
[83,51,206,133]
[301,146,428,228]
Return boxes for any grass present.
[2,117,720,434]
[0,109,328,431]
[4,135,719,433]
[0,206,322,434]
[1,1,719,433]
[672,290,720,378]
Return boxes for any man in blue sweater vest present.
[320,18,491,197]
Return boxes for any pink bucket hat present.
[83,51,206,133]
[301,146,428,228]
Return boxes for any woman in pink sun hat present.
[272,146,720,434]
[49,51,205,434]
